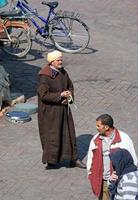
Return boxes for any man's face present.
[51,56,63,69]
[96,120,109,135]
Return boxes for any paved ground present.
[0,0,138,200]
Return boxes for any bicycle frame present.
[10,0,90,54]
[15,0,57,36]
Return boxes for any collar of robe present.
[39,64,65,78]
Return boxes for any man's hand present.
[61,90,71,98]
[109,171,118,182]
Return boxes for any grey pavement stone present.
[1,0,138,199]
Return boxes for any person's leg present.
[98,181,110,200]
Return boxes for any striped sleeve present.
[114,171,138,200]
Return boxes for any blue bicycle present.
[11,0,90,53]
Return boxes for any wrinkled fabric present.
[37,65,77,164]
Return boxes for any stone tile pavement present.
[0,0,138,199]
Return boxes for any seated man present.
[0,64,11,112]
[0,64,25,118]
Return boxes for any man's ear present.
[105,125,109,130]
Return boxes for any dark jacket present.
[109,148,137,200]
[37,64,77,164]
[0,64,11,107]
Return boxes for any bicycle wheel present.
[2,27,32,58]
[50,16,90,53]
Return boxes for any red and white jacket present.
[87,129,138,197]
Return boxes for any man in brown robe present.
[37,50,86,169]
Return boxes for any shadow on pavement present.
[79,47,98,55]
[76,133,93,160]
[0,52,41,99]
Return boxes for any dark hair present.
[96,114,114,128]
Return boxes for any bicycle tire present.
[49,16,90,53]
[2,27,32,58]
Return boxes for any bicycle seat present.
[41,1,58,9]
[0,10,23,19]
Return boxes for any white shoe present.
[10,95,25,106]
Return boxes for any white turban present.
[47,50,62,63]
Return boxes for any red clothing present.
[88,129,121,197]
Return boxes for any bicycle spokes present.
[50,16,90,53]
